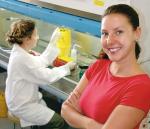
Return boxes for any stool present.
[7,111,23,129]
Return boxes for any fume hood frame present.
[0,0,101,37]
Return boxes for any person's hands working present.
[66,61,76,70]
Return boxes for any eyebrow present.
[101,27,123,32]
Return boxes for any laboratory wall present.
[130,0,150,75]
[35,0,130,15]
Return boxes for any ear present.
[135,27,141,41]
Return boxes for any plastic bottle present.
[71,44,81,62]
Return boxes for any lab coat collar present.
[13,44,32,56]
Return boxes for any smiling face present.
[101,13,141,63]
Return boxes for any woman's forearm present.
[61,103,103,129]
[61,103,90,128]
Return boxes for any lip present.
[108,47,121,53]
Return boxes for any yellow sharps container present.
[56,27,73,62]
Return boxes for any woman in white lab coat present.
[5,19,75,129]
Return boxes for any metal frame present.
[0,0,101,37]
[20,0,101,21]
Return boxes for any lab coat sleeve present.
[20,59,71,85]
[40,43,59,66]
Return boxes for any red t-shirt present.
[79,59,150,128]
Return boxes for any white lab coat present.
[5,44,71,127]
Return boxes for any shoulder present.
[85,59,110,80]
[123,75,150,102]
[128,74,150,88]
[90,59,110,69]
[121,75,150,113]
[9,48,35,69]
[124,75,150,93]
[88,59,110,73]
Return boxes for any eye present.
[101,32,108,37]
[116,30,123,35]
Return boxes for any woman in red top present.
[61,4,150,129]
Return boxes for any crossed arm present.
[61,74,103,129]
[61,74,146,129]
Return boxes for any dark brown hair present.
[100,4,141,59]
[6,19,35,45]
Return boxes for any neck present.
[110,58,144,77]
[20,42,31,52]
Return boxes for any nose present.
[106,34,115,45]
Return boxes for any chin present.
[108,56,120,62]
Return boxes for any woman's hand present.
[66,61,76,71]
